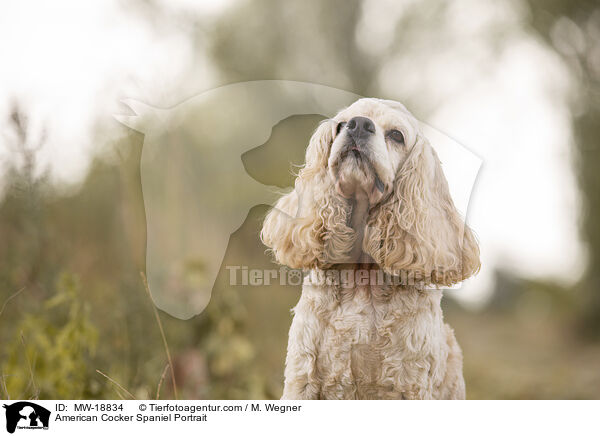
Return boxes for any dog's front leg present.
[281,294,323,399]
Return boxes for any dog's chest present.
[312,285,445,399]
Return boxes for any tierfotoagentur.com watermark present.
[226,265,462,288]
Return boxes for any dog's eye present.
[387,129,405,145]
[336,122,347,136]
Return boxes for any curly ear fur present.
[261,121,357,269]
[363,135,480,286]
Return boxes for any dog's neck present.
[330,193,431,290]
[346,191,371,264]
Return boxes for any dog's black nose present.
[345,116,375,140]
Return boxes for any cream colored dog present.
[261,98,480,399]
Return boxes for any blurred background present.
[1,0,599,399]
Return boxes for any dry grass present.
[140,271,178,399]
[94,273,180,400]
[156,363,170,400]
[19,333,39,400]
[95,370,136,400]
[0,287,25,319]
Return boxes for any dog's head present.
[261,98,480,286]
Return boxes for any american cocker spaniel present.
[261,98,480,399]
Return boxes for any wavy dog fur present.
[261,98,480,399]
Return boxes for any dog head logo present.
[3,402,50,433]
[116,81,481,319]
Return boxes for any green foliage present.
[3,273,100,399]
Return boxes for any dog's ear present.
[261,121,356,269]
[364,134,480,286]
